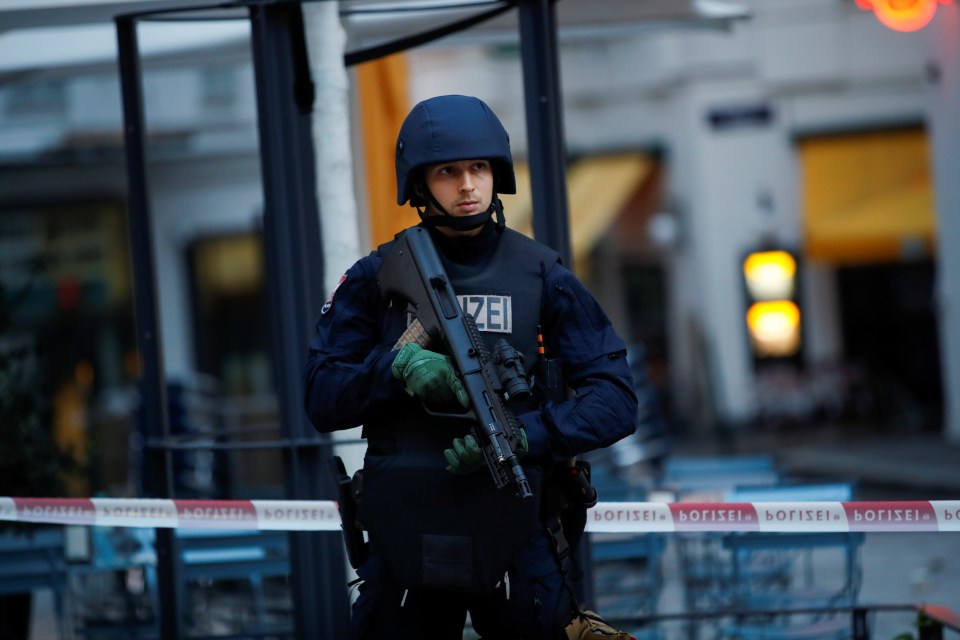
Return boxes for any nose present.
[459,171,475,192]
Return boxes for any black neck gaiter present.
[428,220,501,275]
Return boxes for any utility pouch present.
[533,355,568,405]
[330,456,368,569]
[563,460,598,509]
[554,460,598,552]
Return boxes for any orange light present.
[746,301,802,358]
[743,250,797,301]
[856,0,951,33]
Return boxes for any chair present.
[665,456,776,477]
[717,531,865,639]
[674,479,856,639]
[590,531,667,639]
[0,527,68,638]
[69,526,159,638]
[175,528,293,638]
[71,526,294,638]
[723,482,854,504]
[664,456,782,636]
[716,482,862,639]
[662,455,780,501]
[589,458,649,502]
[586,469,666,640]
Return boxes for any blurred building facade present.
[1,0,958,499]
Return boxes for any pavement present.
[778,432,960,498]
[669,423,960,499]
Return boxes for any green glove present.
[444,428,528,475]
[444,435,485,475]
[392,343,469,408]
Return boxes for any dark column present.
[518,0,572,267]
[247,3,349,638]
[517,0,594,607]
[115,15,178,639]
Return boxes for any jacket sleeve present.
[302,254,405,433]
[518,263,638,462]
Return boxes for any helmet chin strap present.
[417,191,506,232]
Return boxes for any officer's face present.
[423,159,494,237]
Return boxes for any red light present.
[856,0,952,32]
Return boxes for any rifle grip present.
[392,318,432,351]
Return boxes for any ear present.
[410,168,427,200]
[411,174,433,209]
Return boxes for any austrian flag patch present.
[321,274,347,315]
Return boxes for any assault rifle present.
[378,226,533,500]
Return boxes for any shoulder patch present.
[321,274,347,315]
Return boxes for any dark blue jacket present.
[303,225,637,464]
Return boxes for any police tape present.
[3,497,960,533]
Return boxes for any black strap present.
[545,513,573,578]
[545,511,587,624]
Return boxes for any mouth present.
[456,200,479,213]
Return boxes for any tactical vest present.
[359,227,560,593]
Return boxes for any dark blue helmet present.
[395,95,516,207]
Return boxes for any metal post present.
[919,623,945,640]
[115,15,179,639]
[852,607,870,640]
[247,4,349,638]
[517,0,593,607]
[518,0,572,267]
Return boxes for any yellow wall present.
[357,55,419,248]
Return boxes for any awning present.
[341,0,751,49]
[801,128,937,264]
[502,152,653,271]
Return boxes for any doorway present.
[837,260,942,432]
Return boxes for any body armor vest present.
[359,228,560,592]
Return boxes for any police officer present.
[304,95,638,639]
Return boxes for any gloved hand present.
[444,428,528,475]
[391,343,469,408]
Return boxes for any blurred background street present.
[2,0,960,637]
